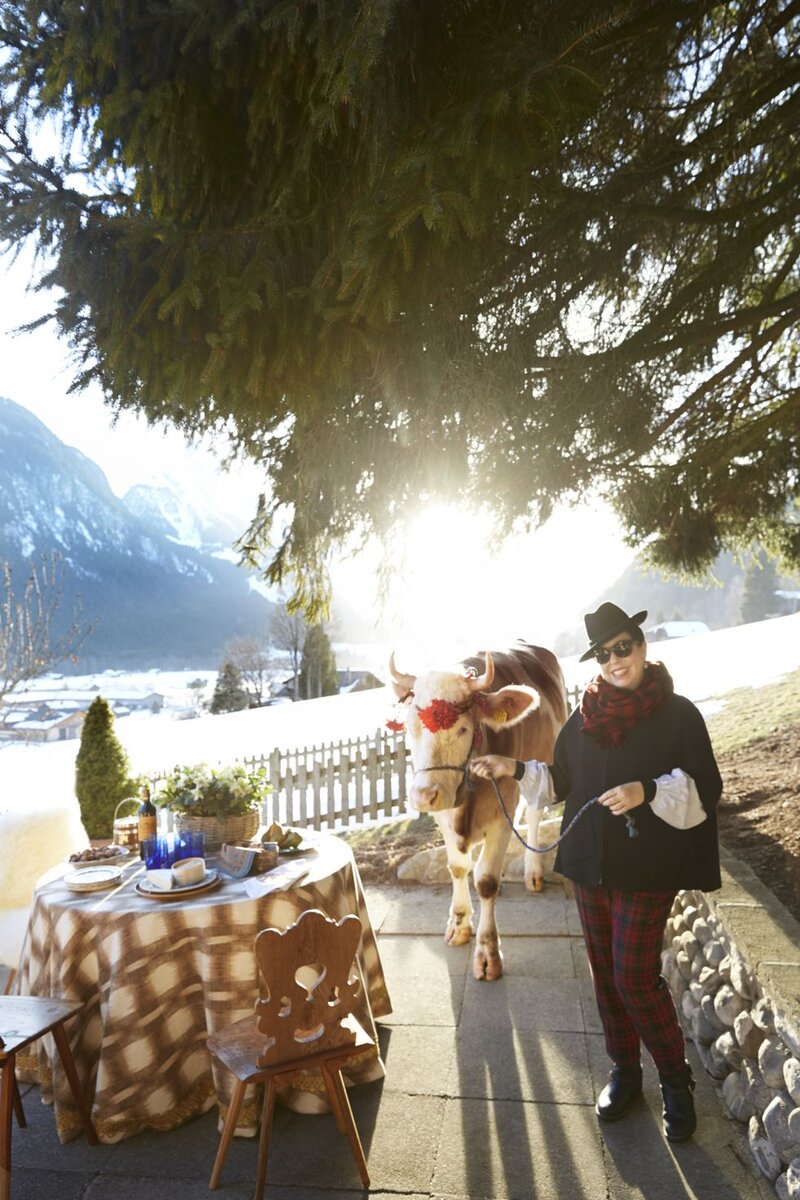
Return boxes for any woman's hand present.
[598,781,645,816]
[470,755,518,780]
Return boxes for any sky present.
[0,243,636,652]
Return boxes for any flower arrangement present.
[156,762,270,821]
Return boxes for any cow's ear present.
[476,685,539,729]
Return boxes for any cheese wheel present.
[172,857,205,886]
[145,868,174,891]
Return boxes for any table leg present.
[1,1055,16,1200]
[51,1024,98,1145]
[10,1075,25,1129]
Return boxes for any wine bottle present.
[137,785,158,859]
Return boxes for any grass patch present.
[339,812,438,850]
[706,667,800,755]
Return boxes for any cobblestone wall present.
[663,851,800,1199]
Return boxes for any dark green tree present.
[2,1,799,610]
[74,695,134,838]
[209,661,250,714]
[740,551,780,625]
[299,625,338,700]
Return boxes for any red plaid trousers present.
[573,884,686,1076]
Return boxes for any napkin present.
[243,858,311,898]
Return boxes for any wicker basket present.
[112,798,141,851]
[173,809,260,852]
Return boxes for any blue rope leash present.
[490,778,638,852]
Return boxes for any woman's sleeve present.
[680,702,723,814]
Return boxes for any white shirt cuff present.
[517,761,555,811]
[650,769,707,829]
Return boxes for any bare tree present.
[225,637,274,707]
[0,553,95,704]
[267,602,307,701]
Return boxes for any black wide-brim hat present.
[579,602,648,662]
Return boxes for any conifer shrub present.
[209,661,249,714]
[75,696,136,837]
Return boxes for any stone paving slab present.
[432,1096,610,1200]
[377,969,466,1027]
[377,1023,459,1095]
[373,932,469,978]
[494,933,576,978]
[449,1028,596,1105]
[459,976,586,1033]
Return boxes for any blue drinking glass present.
[157,832,179,868]
[143,836,160,870]
[175,830,205,860]
[187,831,205,858]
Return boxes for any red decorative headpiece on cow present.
[416,698,468,733]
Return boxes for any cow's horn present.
[389,652,415,693]
[469,653,494,692]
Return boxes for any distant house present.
[646,621,710,641]
[0,704,87,742]
[337,670,384,694]
[272,669,384,700]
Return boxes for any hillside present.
[0,395,274,669]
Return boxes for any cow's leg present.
[436,813,474,946]
[524,801,545,893]
[472,819,512,981]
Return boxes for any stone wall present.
[399,824,800,1196]
[663,845,800,1198]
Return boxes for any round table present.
[15,832,391,1144]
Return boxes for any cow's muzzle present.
[409,761,473,812]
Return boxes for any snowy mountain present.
[0,396,273,669]
[122,479,246,555]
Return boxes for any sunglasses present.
[594,638,636,665]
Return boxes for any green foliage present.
[208,661,249,714]
[156,762,270,819]
[74,695,134,837]
[299,624,338,699]
[2,1,799,611]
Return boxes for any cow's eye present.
[458,725,468,736]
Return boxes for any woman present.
[471,602,722,1142]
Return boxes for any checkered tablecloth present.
[15,832,391,1144]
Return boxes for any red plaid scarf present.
[580,661,674,748]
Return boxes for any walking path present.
[10,878,772,1199]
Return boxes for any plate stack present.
[63,865,124,893]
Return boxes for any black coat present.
[551,693,722,892]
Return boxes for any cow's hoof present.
[473,948,503,981]
[525,875,544,894]
[445,921,472,947]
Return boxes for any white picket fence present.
[244,728,412,831]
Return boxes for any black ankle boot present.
[659,1063,697,1142]
[595,1063,643,1121]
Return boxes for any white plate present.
[63,865,124,892]
[135,869,219,899]
[65,847,131,870]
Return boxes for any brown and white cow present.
[389,643,567,981]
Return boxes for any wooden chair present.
[207,908,373,1198]
[0,995,98,1200]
